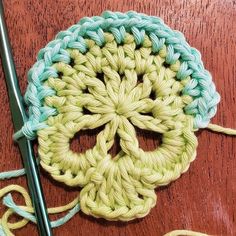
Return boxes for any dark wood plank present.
[0,0,235,235]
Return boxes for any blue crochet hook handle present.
[0,1,53,235]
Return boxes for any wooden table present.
[0,0,235,235]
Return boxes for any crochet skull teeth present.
[22,11,220,221]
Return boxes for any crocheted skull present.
[21,11,220,221]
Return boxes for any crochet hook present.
[0,1,53,235]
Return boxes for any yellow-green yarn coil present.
[37,33,198,220]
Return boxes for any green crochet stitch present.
[17,11,221,221]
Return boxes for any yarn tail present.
[0,184,80,235]
[207,124,236,135]
[164,229,210,236]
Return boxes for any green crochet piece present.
[18,11,220,221]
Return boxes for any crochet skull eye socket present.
[69,126,161,159]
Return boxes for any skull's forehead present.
[23,12,220,144]
[41,33,193,127]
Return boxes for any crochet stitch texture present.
[19,11,220,221]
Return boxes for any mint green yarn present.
[0,168,25,180]
[0,227,5,236]
[0,159,40,179]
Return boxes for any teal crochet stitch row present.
[14,10,220,141]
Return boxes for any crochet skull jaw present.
[24,11,220,221]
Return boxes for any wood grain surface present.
[0,0,236,235]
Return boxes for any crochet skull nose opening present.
[108,134,122,158]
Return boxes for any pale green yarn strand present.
[0,168,25,180]
[207,123,236,135]
[0,159,39,180]
[0,226,5,236]
[164,230,209,236]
